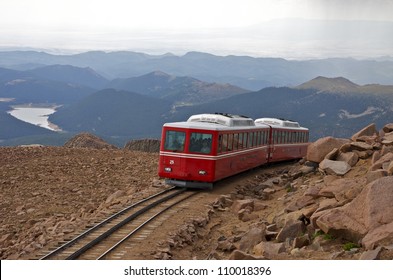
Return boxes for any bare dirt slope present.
[0,146,160,259]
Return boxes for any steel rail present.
[39,187,177,260]
[65,188,187,260]
[97,191,197,260]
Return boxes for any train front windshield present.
[164,130,185,151]
[164,130,213,154]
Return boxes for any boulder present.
[337,152,359,167]
[366,170,388,183]
[306,137,350,163]
[362,222,393,250]
[351,123,378,141]
[292,234,311,249]
[318,177,366,202]
[354,150,373,159]
[383,131,393,142]
[371,151,381,165]
[238,209,259,222]
[316,177,393,244]
[253,241,286,258]
[231,199,254,213]
[285,195,315,213]
[324,148,339,160]
[238,226,267,253]
[319,159,351,176]
[382,123,393,133]
[350,142,374,151]
[370,152,393,171]
[276,220,306,242]
[381,145,393,156]
[359,247,383,260]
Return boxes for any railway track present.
[39,187,197,260]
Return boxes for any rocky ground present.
[1,128,393,260]
[0,144,160,259]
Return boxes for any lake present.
[8,106,62,131]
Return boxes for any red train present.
[158,113,309,188]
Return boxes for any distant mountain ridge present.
[296,76,360,92]
[296,76,393,94]
[1,50,393,90]
[28,65,108,89]
[109,71,248,105]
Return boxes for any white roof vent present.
[187,113,255,127]
[255,117,300,128]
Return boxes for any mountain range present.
[45,76,393,144]
[1,50,393,146]
[1,50,393,90]
[108,71,248,105]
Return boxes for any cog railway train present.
[158,113,309,188]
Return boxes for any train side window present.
[261,131,264,145]
[238,133,242,150]
[218,135,223,153]
[242,133,247,149]
[189,132,212,154]
[240,133,244,149]
[248,132,253,148]
[266,130,269,144]
[164,130,185,152]
[255,132,259,146]
[220,134,229,153]
[228,134,234,151]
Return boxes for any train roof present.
[164,113,268,131]
[188,113,255,127]
[255,117,308,130]
[163,114,308,131]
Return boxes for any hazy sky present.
[1,0,392,58]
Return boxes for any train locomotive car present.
[158,113,309,188]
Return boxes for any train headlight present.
[199,170,207,175]
[164,167,172,172]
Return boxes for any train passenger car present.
[158,113,271,188]
[158,113,309,188]
[255,118,309,163]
